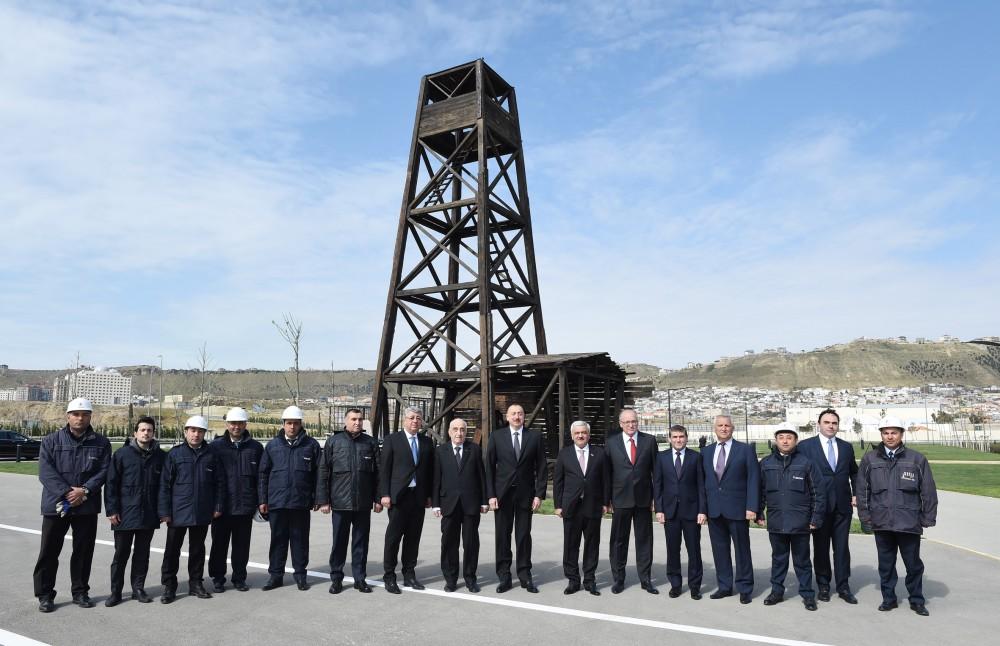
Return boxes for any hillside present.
[3,340,1000,397]
[650,340,1000,390]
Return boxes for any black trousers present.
[32,514,98,600]
[209,514,254,584]
[562,513,601,585]
[609,506,653,585]
[110,528,155,593]
[769,532,814,598]
[707,516,754,594]
[383,488,425,578]
[874,530,924,604]
[161,524,209,588]
[267,508,311,578]
[664,517,703,591]
[440,510,481,584]
[494,490,534,582]
[329,509,372,582]
[812,509,852,592]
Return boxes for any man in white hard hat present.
[857,417,938,616]
[157,415,225,603]
[33,398,112,613]
[208,407,264,592]
[259,405,320,591]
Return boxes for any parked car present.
[0,429,42,460]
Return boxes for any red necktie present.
[629,437,636,465]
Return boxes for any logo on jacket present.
[901,471,916,481]
[792,475,804,480]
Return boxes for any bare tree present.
[273,314,303,405]
[196,342,212,416]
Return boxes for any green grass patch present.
[928,464,1000,498]
[0,461,39,475]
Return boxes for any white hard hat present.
[774,423,798,437]
[66,397,93,413]
[184,415,209,430]
[225,407,249,422]
[281,405,305,421]
[878,416,906,431]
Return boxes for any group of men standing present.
[34,399,938,618]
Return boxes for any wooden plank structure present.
[371,60,648,448]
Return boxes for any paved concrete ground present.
[0,472,996,646]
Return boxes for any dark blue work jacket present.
[211,433,264,516]
[104,439,166,530]
[259,431,320,510]
[158,442,225,527]
[38,425,112,516]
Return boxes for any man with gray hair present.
[380,407,435,594]
[553,421,610,595]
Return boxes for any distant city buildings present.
[0,385,52,401]
[52,367,132,406]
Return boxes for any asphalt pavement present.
[0,472,997,646]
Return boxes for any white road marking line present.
[924,537,1000,562]
[0,627,52,646]
[0,522,831,646]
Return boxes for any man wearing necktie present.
[702,414,760,604]
[797,408,859,604]
[379,407,435,594]
[485,404,548,593]
[553,421,610,596]
[653,425,707,599]
[607,408,659,594]
[432,418,488,593]
[857,417,938,616]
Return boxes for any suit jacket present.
[798,435,858,515]
[432,442,487,516]
[485,426,547,507]
[653,447,706,521]
[553,444,610,519]
[606,431,658,508]
[701,440,760,521]
[379,430,435,504]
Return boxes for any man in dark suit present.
[654,424,706,599]
[553,421,609,596]
[702,414,760,604]
[432,418,488,593]
[380,406,435,594]
[798,408,859,604]
[485,403,548,593]
[607,408,659,594]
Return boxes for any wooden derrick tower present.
[371,59,548,439]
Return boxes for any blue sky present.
[2,0,997,371]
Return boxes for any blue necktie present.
[410,435,418,487]
[827,438,837,470]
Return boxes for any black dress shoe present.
[564,582,580,595]
[160,588,176,604]
[763,593,783,606]
[132,588,153,603]
[104,592,122,607]
[262,577,284,591]
[521,580,539,593]
[384,579,402,594]
[838,590,858,604]
[466,579,481,593]
[189,582,212,599]
[878,600,898,612]
[817,586,831,602]
[38,598,55,613]
[212,580,226,593]
[232,581,249,592]
[611,581,625,594]
[804,598,818,611]
[444,582,457,593]
[354,580,373,593]
[641,581,659,595]
[739,593,752,604]
[496,579,513,593]
[296,580,310,591]
[329,581,343,594]
[584,582,600,596]
[710,590,733,599]
[690,590,702,600]
[668,587,682,598]
[403,577,425,590]
[72,594,95,608]
[910,602,929,616]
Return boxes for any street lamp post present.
[743,400,750,443]
[157,355,163,431]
